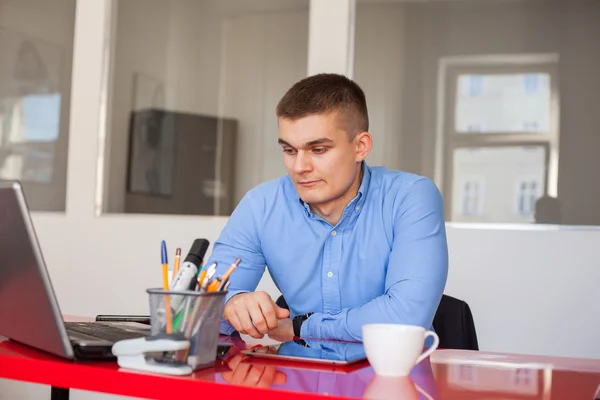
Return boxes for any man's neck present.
[310,167,363,226]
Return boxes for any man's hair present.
[276,73,369,138]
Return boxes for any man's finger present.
[257,366,276,388]
[226,312,245,335]
[258,299,279,330]
[247,302,270,334]
[235,308,263,338]
[226,353,245,370]
[231,361,252,385]
[246,365,267,386]
[274,305,290,319]
[273,370,288,385]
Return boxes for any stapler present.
[111,332,192,375]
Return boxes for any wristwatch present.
[292,312,313,337]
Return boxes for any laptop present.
[0,181,151,360]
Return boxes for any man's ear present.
[354,132,373,162]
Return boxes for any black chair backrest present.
[432,294,479,351]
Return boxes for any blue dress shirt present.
[206,162,448,341]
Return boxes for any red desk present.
[1,335,600,399]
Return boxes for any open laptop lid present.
[0,181,74,359]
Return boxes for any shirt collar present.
[297,161,371,213]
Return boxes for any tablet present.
[240,338,367,365]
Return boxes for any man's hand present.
[267,318,294,343]
[222,348,287,388]
[224,292,290,338]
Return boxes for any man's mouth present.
[298,180,321,187]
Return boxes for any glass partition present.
[100,0,309,216]
[355,0,600,226]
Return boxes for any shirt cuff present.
[300,314,318,338]
[220,319,236,335]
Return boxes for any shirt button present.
[327,272,333,278]
[355,206,360,211]
[331,230,337,237]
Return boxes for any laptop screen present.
[0,182,74,358]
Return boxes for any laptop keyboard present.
[65,322,150,342]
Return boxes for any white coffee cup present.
[362,324,439,377]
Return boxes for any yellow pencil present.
[218,257,241,290]
[172,248,181,282]
[207,278,222,293]
[161,241,173,334]
[223,258,241,281]
[197,269,207,289]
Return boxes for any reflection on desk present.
[219,344,440,399]
[3,334,600,400]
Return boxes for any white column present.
[66,0,113,217]
[307,0,356,78]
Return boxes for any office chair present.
[432,294,479,351]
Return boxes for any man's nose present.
[294,151,312,174]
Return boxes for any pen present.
[161,240,173,334]
[171,248,181,287]
[204,263,217,281]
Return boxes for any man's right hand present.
[224,292,290,338]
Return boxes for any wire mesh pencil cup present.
[147,288,226,370]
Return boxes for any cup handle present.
[415,331,439,365]
[415,383,435,400]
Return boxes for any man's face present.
[278,112,366,206]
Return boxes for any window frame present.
[438,59,560,222]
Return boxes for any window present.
[459,179,483,217]
[441,58,559,223]
[0,1,76,211]
[456,73,551,134]
[515,178,542,217]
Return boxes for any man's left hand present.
[267,318,294,342]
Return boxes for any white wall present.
[2,0,600,399]
[446,225,600,359]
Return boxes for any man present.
[206,73,448,342]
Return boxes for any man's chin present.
[298,193,328,206]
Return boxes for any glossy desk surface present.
[1,334,600,400]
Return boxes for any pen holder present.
[147,288,227,371]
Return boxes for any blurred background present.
[3,0,598,226]
[1,4,599,397]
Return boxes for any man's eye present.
[283,148,296,155]
[312,147,327,154]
